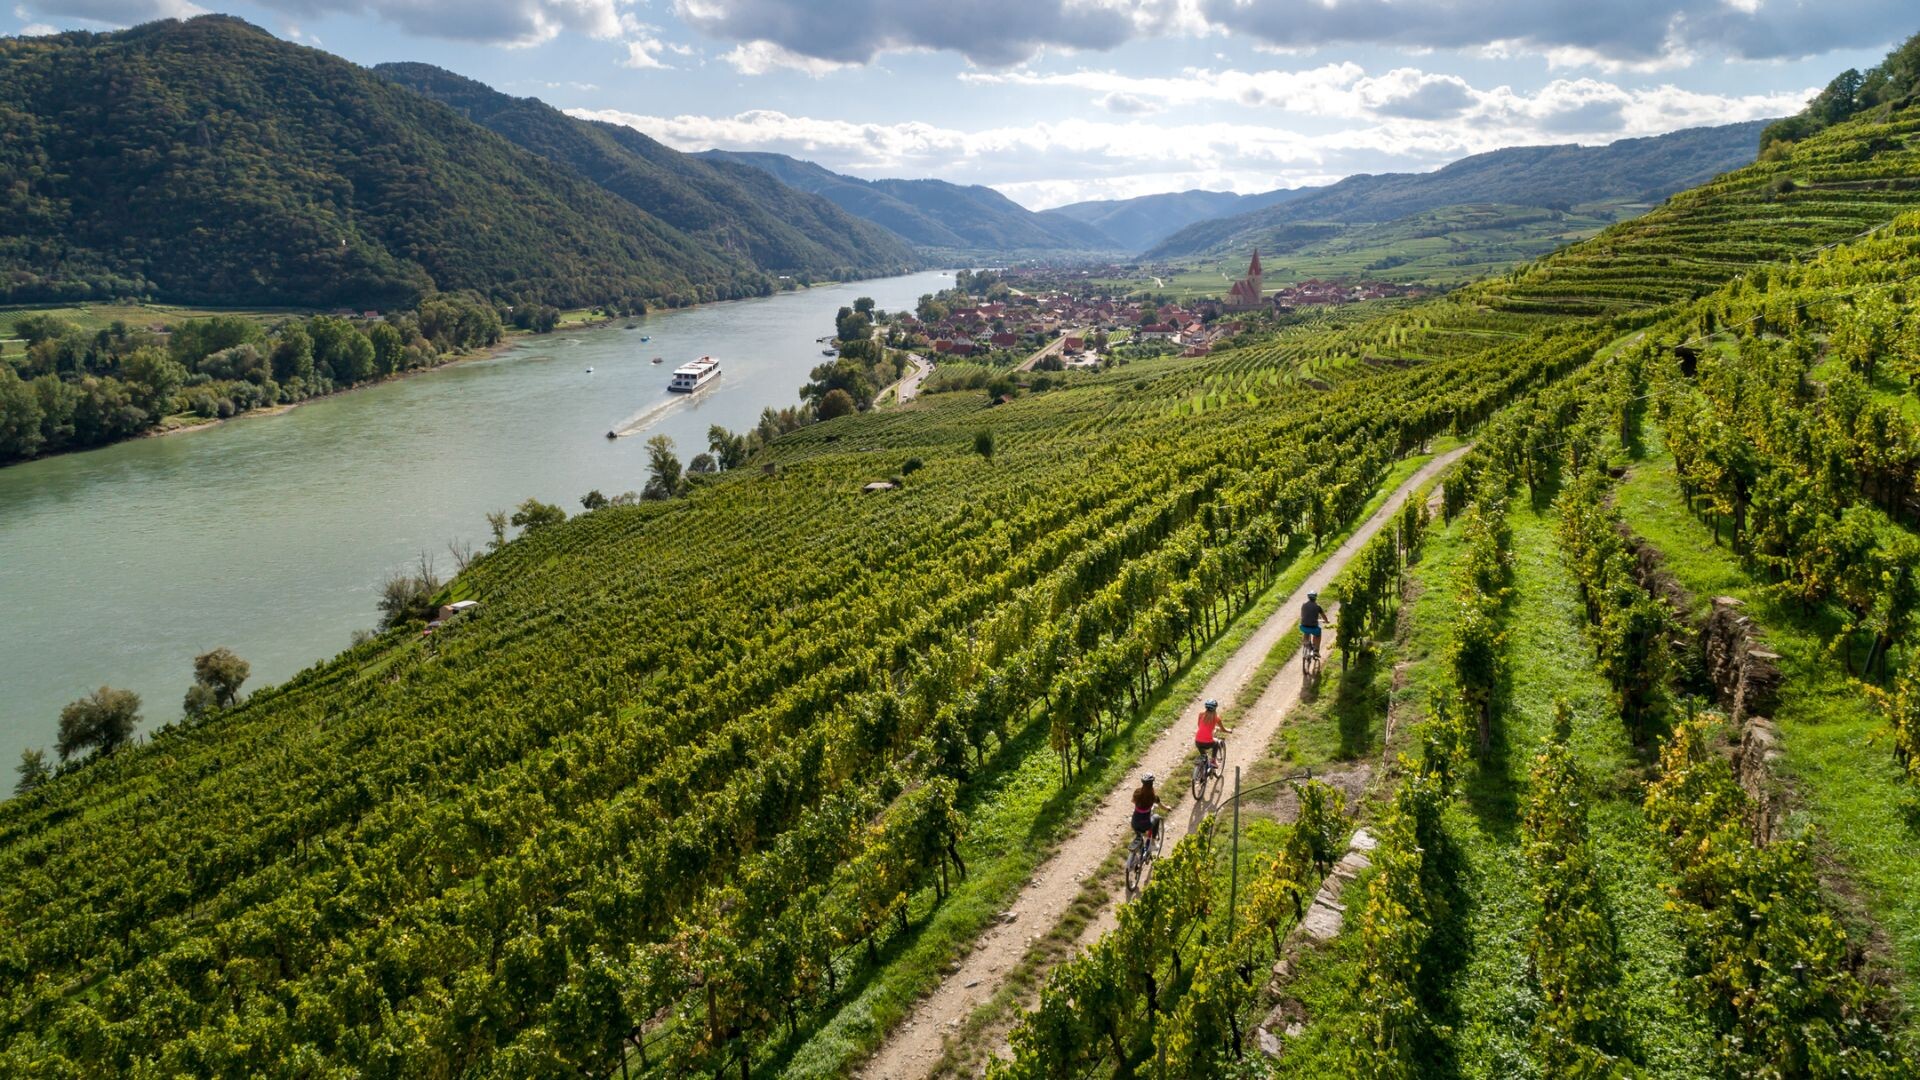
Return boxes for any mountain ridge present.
[1144,121,1772,260]
[697,149,1116,252]
[1039,186,1320,251]
[375,63,915,281]
[0,16,899,310]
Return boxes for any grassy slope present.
[1271,497,1711,1076]
[1616,426,1920,1007]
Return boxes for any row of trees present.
[14,649,249,797]
[0,292,507,464]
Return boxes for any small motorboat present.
[651,356,664,364]
[821,348,836,356]
[640,335,651,342]
[585,367,594,373]
[606,429,618,440]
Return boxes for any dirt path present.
[856,445,1469,1079]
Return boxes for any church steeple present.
[1248,248,1262,277]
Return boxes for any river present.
[0,270,951,770]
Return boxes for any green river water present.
[0,270,951,769]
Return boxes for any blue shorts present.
[1301,624,1322,637]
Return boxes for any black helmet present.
[1143,773,1156,785]
[1204,699,1218,710]
[1307,591,1318,600]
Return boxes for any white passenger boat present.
[668,355,720,392]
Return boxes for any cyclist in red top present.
[1195,699,1233,768]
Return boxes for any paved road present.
[894,354,932,404]
[1016,331,1077,372]
[855,445,1471,1079]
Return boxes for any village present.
[888,252,1427,366]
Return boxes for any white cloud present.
[19,0,202,24]
[667,0,1907,68]
[964,62,1808,132]
[17,19,55,31]
[569,59,1810,208]
[721,39,854,76]
[1095,91,1160,114]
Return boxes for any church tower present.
[1227,248,1266,310]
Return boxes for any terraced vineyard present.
[7,44,1920,1080]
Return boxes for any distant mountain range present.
[1142,122,1769,261]
[698,150,1114,252]
[0,17,910,309]
[1039,188,1319,251]
[0,15,1774,310]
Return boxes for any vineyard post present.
[1228,766,1241,942]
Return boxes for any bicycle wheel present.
[1192,759,1207,799]
[1124,847,1144,895]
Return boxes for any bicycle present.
[1301,630,1323,678]
[1124,814,1165,897]
[1192,739,1226,799]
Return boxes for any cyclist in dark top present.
[1131,774,1168,844]
[1301,591,1328,649]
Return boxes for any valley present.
[3,13,1920,1080]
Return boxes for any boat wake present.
[606,395,679,438]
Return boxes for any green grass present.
[1264,494,1714,1077]
[1615,426,1920,1008]
[0,300,308,335]
[779,448,1445,1078]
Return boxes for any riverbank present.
[0,270,957,769]
[139,333,525,445]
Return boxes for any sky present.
[10,1,1910,209]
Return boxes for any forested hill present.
[0,17,804,309]
[375,63,915,281]
[697,149,1115,252]
[1145,121,1770,260]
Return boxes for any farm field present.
[7,43,1920,1080]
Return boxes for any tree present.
[510,498,566,532]
[0,363,45,462]
[120,347,187,416]
[974,429,995,460]
[580,489,609,511]
[14,748,50,796]
[271,324,315,385]
[687,452,717,475]
[369,321,405,375]
[708,425,749,470]
[485,509,510,550]
[377,553,442,629]
[56,687,141,762]
[169,316,262,366]
[643,435,685,500]
[189,648,250,710]
[853,296,875,316]
[817,388,857,420]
